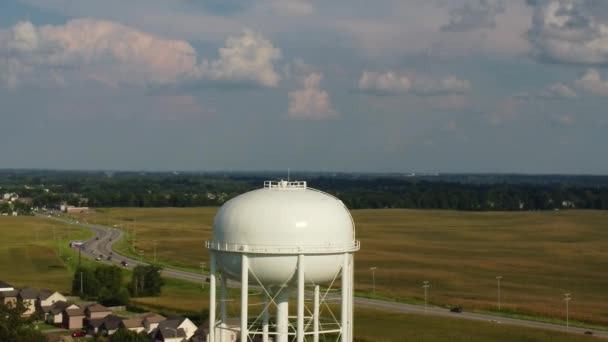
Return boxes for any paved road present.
[43,214,608,338]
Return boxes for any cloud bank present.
[441,0,506,32]
[0,19,281,88]
[358,71,472,96]
[527,0,608,65]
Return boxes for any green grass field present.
[0,216,92,292]
[0,214,600,341]
[73,208,608,327]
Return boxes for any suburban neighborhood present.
[0,280,216,341]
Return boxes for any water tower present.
[207,180,360,342]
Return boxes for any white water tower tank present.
[207,180,359,342]
[212,180,355,286]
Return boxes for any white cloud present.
[527,0,608,65]
[0,19,281,88]
[575,68,608,96]
[518,82,578,99]
[194,30,281,87]
[288,72,337,120]
[358,71,411,94]
[441,0,506,32]
[358,71,472,96]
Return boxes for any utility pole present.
[496,276,503,311]
[369,267,377,294]
[80,271,83,295]
[423,281,430,314]
[564,293,571,331]
[153,240,157,264]
[200,262,206,290]
[78,245,82,268]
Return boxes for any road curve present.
[42,214,608,338]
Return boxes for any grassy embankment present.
[0,215,601,341]
[73,208,608,328]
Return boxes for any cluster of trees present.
[72,265,130,306]
[1,170,607,211]
[0,302,45,342]
[72,264,164,306]
[0,201,32,215]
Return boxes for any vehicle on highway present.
[121,260,128,267]
[107,256,112,261]
[99,254,103,259]
[450,306,463,313]
[585,331,594,335]
[96,236,99,240]
[95,257,101,261]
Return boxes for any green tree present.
[129,265,164,297]
[109,328,149,342]
[0,302,45,342]
[72,266,100,298]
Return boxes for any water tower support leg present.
[341,253,349,342]
[209,252,216,342]
[313,285,320,342]
[349,253,354,342]
[276,290,289,342]
[241,254,249,342]
[262,293,269,342]
[220,275,227,342]
[297,254,305,342]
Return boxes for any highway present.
[43,214,608,339]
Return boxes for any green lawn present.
[74,208,608,326]
[0,216,92,292]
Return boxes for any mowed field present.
[0,216,92,292]
[0,214,599,341]
[76,208,608,326]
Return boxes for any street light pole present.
[369,267,377,294]
[496,276,503,311]
[422,281,430,314]
[564,293,571,331]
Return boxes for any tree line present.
[1,171,607,211]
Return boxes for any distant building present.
[120,318,144,333]
[62,305,85,330]
[65,206,89,214]
[143,313,166,333]
[37,289,67,314]
[85,303,111,320]
[18,287,39,316]
[46,301,70,325]
[154,317,197,341]
[0,280,14,292]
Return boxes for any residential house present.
[18,287,39,316]
[85,303,111,320]
[154,317,197,342]
[0,289,18,306]
[100,315,124,336]
[37,289,67,314]
[143,313,166,333]
[46,301,70,325]
[154,327,188,342]
[85,318,105,336]
[120,318,144,333]
[0,280,14,292]
[188,323,209,342]
[62,305,85,330]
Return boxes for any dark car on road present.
[450,306,463,313]
[121,260,128,267]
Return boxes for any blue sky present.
[0,0,607,173]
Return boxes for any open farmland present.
[74,208,608,326]
[0,216,92,292]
